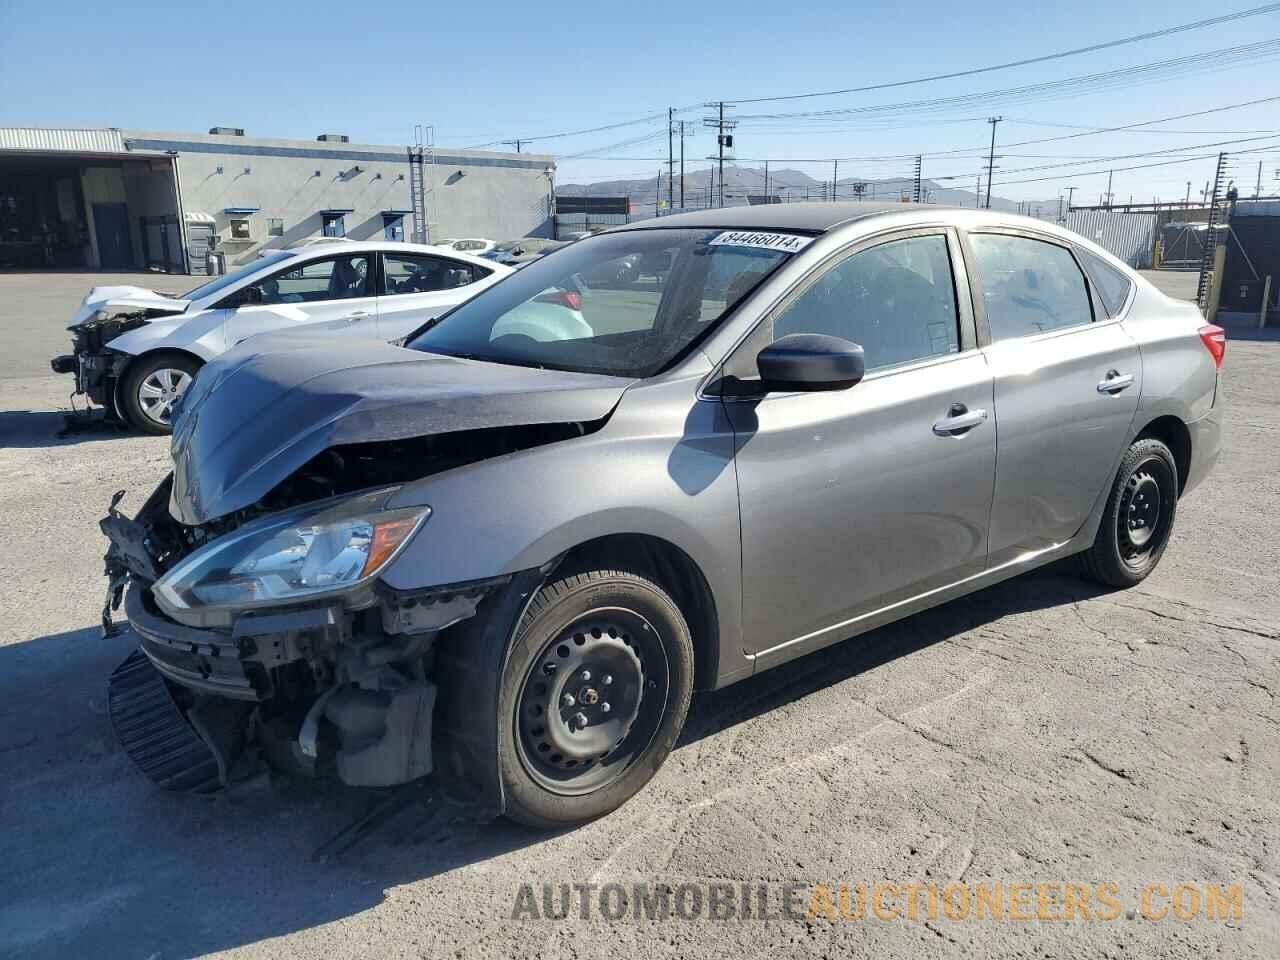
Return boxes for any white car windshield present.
[408,228,802,378]
[181,250,296,301]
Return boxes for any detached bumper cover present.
[126,585,265,701]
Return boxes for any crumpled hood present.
[168,335,635,525]
[69,285,189,328]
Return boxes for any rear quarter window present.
[1079,249,1135,318]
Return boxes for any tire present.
[1081,438,1179,588]
[119,353,202,435]
[498,569,694,829]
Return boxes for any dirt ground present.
[1,270,1277,959]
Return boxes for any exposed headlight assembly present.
[153,489,429,619]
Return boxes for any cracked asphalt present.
[1,271,1277,959]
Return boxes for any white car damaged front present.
[51,243,512,435]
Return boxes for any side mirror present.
[756,333,865,393]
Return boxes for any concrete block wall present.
[122,130,554,267]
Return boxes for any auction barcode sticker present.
[708,231,814,253]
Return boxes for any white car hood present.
[69,285,191,329]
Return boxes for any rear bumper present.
[1183,407,1222,497]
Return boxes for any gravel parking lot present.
[1,270,1277,959]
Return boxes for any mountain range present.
[557,166,1061,219]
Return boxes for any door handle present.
[342,310,371,322]
[1096,370,1135,394]
[933,404,988,437]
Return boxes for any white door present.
[376,251,497,340]
[226,252,380,346]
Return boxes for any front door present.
[226,252,380,345]
[376,251,491,340]
[93,202,133,269]
[965,230,1141,565]
[726,230,996,659]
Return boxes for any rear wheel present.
[120,353,201,435]
[1081,438,1179,587]
[499,569,694,828]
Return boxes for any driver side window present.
[247,255,371,306]
[763,233,961,373]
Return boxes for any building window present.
[322,213,346,238]
[229,217,253,241]
[382,214,405,242]
[267,218,284,237]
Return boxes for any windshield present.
[407,228,802,377]
[181,250,296,301]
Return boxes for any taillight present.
[534,289,582,311]
[1198,324,1226,369]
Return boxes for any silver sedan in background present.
[99,203,1222,828]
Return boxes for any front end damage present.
[100,473,554,812]
[53,286,190,421]
[96,335,631,810]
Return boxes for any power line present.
[720,3,1280,104]
[732,39,1280,123]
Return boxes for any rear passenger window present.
[970,234,1093,340]
[1079,249,1134,317]
[768,234,961,371]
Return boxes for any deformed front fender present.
[380,374,748,689]
[105,308,230,362]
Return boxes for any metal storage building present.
[0,126,554,274]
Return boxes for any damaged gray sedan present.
[101,203,1223,827]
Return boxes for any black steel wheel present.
[1082,438,1179,587]
[499,569,694,828]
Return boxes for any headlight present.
[153,490,429,616]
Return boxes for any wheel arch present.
[112,348,206,422]
[1133,414,1191,495]
[555,533,720,692]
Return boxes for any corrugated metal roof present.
[0,126,128,154]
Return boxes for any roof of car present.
[280,240,511,271]
[616,201,932,234]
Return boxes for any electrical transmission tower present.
[912,156,923,203]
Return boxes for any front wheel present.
[1081,438,1179,587]
[119,353,202,435]
[498,569,694,828]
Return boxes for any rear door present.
[964,229,1141,566]
[225,252,379,343]
[725,228,996,659]
[376,251,495,339]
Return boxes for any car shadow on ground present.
[0,562,1110,959]
[0,409,138,448]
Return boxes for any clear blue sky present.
[2,0,1278,205]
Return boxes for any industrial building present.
[0,127,554,274]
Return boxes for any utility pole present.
[985,116,1002,209]
[656,169,662,217]
[678,122,686,209]
[1065,185,1077,213]
[1057,194,1064,222]
[975,174,982,209]
[1256,160,1264,198]
[666,108,674,214]
[764,160,770,203]
[502,138,527,153]
[703,102,736,208]
[1105,169,1114,208]
[1185,181,1192,208]
[832,160,838,201]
